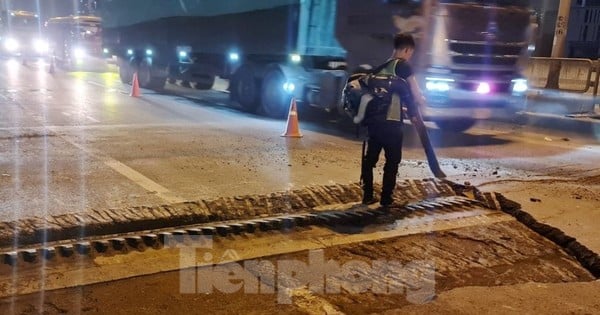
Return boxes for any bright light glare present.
[146,49,153,56]
[103,48,109,54]
[127,49,133,56]
[229,52,239,62]
[74,48,86,59]
[33,39,49,54]
[4,38,19,52]
[283,82,295,93]
[512,79,528,93]
[290,54,301,63]
[476,82,491,94]
[179,51,188,58]
[426,81,450,92]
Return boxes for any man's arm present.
[406,75,425,120]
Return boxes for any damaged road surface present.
[1,180,599,314]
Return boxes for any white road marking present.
[61,111,99,123]
[103,159,184,203]
[52,130,186,204]
[87,80,129,95]
[86,115,100,123]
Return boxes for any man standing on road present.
[361,33,424,206]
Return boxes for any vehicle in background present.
[97,0,534,132]
[338,0,534,132]
[0,10,49,59]
[45,15,106,70]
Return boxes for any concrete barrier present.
[525,57,599,96]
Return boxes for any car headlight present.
[512,79,528,93]
[425,77,453,92]
[73,48,86,59]
[4,38,19,52]
[33,39,49,53]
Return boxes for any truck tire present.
[193,75,216,90]
[434,119,476,132]
[138,61,166,90]
[119,62,134,84]
[261,68,291,119]
[230,64,260,112]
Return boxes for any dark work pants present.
[361,123,403,202]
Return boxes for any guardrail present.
[525,57,599,97]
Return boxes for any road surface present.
[0,58,599,314]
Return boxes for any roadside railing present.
[525,57,599,95]
[524,57,600,115]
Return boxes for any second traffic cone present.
[130,72,141,97]
[281,98,303,138]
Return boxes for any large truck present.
[0,10,49,59]
[45,15,106,70]
[98,0,534,132]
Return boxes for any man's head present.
[393,33,415,60]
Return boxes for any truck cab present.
[336,0,534,132]
[45,15,105,70]
[0,10,49,58]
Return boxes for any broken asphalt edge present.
[1,178,598,280]
[452,180,600,279]
[0,179,454,249]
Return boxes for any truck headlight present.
[511,79,528,93]
[4,38,19,52]
[290,54,301,64]
[228,52,239,62]
[425,77,453,92]
[283,82,296,93]
[33,39,49,53]
[145,49,153,56]
[74,48,86,59]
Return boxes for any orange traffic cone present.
[281,98,303,138]
[130,72,141,97]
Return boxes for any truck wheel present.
[138,61,165,90]
[230,64,259,112]
[434,119,476,132]
[119,59,134,84]
[193,75,216,90]
[261,68,291,119]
